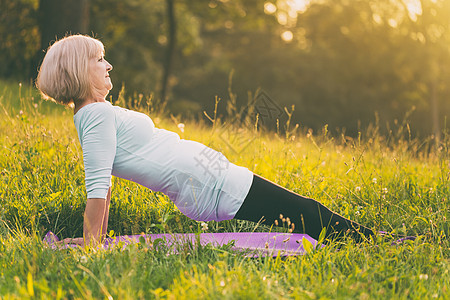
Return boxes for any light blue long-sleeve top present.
[73,101,253,221]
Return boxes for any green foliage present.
[0,0,40,79]
[0,80,449,298]
[2,0,450,135]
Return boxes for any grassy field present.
[0,81,449,299]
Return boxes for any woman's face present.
[88,52,113,100]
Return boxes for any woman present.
[36,35,374,246]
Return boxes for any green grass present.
[0,81,449,299]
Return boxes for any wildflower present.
[177,123,185,133]
[34,103,38,109]
[220,280,225,287]
[80,255,87,264]
[200,222,208,231]
[19,110,23,115]
[382,188,388,194]
[355,186,361,192]
[419,274,428,280]
[372,178,377,184]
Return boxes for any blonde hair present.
[36,35,104,105]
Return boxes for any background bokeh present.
[2,0,450,136]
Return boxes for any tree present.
[160,0,177,102]
[39,0,90,49]
[2,0,450,137]
[35,0,90,77]
[409,0,450,142]
[0,0,40,79]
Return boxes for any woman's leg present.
[234,174,374,243]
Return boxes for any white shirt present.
[73,101,253,221]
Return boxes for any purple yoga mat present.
[44,232,322,257]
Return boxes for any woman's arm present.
[83,198,107,246]
[102,187,111,237]
[60,187,111,247]
[74,104,116,246]
[84,187,111,246]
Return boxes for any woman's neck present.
[74,98,106,115]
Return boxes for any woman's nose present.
[106,60,113,71]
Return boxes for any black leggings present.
[234,174,374,243]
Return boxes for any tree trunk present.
[160,0,176,102]
[33,0,90,78]
[430,79,441,144]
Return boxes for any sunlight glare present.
[287,0,311,14]
[388,18,398,28]
[271,0,313,27]
[403,0,422,22]
[372,13,383,25]
[281,30,294,42]
[264,2,277,14]
[277,12,288,25]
